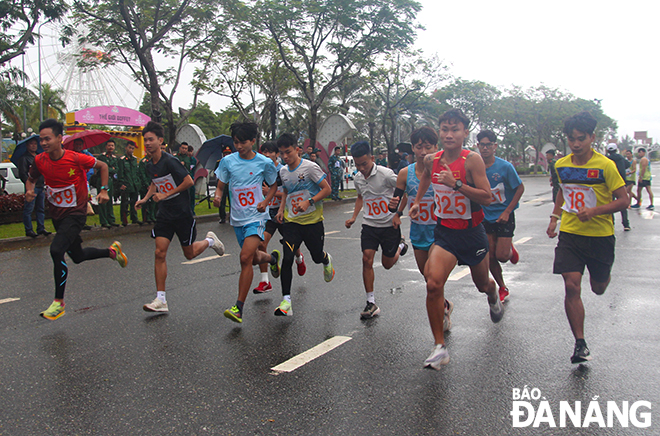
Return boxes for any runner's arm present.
[461,153,492,206]
[93,160,110,204]
[135,182,157,209]
[213,181,225,208]
[345,194,363,228]
[410,155,433,219]
[497,182,525,223]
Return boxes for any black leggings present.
[280,221,328,295]
[51,215,110,299]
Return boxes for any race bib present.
[232,184,262,210]
[490,182,506,204]
[46,184,77,208]
[153,174,180,200]
[409,197,435,225]
[433,184,471,219]
[287,189,315,217]
[561,183,597,213]
[364,196,391,219]
[269,186,283,208]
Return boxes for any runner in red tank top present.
[409,109,503,370]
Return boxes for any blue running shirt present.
[483,157,522,223]
[215,153,278,227]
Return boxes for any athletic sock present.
[284,295,291,303]
[295,254,303,264]
[206,237,214,247]
[236,300,244,313]
[261,272,269,282]
[367,292,375,304]
[322,252,329,265]
[157,291,166,303]
[398,242,405,251]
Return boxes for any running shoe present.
[296,253,307,276]
[630,203,641,209]
[206,231,225,256]
[143,298,168,312]
[253,281,273,294]
[399,238,409,256]
[444,299,454,332]
[489,294,504,323]
[623,226,631,231]
[323,253,335,282]
[40,300,65,320]
[270,250,281,279]
[646,205,655,210]
[499,286,510,302]
[424,344,450,369]
[510,243,519,264]
[274,300,292,316]
[571,340,592,364]
[110,241,128,268]
[224,305,242,323]
[360,302,380,319]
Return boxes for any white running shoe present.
[489,295,504,323]
[424,344,450,369]
[206,231,225,256]
[143,298,169,313]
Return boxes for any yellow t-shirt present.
[556,151,625,237]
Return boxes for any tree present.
[365,49,447,158]
[71,0,227,146]
[258,0,422,146]
[432,78,501,132]
[0,0,67,65]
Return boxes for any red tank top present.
[431,149,483,229]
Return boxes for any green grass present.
[0,190,357,240]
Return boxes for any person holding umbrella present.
[17,135,50,237]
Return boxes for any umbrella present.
[63,129,112,151]
[10,134,43,166]
[196,135,236,170]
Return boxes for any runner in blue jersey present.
[477,130,524,303]
[390,126,454,330]
[213,121,279,323]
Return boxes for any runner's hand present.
[409,203,419,220]
[392,214,401,229]
[547,220,558,238]
[345,217,355,228]
[213,196,221,208]
[135,199,144,210]
[496,210,510,223]
[256,200,268,213]
[388,196,400,211]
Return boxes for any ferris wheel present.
[16,21,144,112]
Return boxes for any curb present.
[0,196,358,253]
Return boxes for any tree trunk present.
[308,107,318,148]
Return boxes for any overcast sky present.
[414,0,660,143]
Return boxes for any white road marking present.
[448,267,470,281]
[523,196,550,204]
[515,236,532,244]
[182,254,230,265]
[271,336,352,373]
[325,230,340,235]
[0,298,20,305]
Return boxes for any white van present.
[0,162,25,194]
[343,156,357,179]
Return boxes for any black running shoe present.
[571,340,592,364]
[399,238,408,256]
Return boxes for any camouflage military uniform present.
[327,154,344,201]
[96,152,117,226]
[138,156,156,223]
[117,153,141,225]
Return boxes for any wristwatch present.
[308,198,315,206]
[453,180,463,191]
[100,185,109,191]
[396,210,403,217]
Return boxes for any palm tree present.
[39,83,67,120]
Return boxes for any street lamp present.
[38,19,53,122]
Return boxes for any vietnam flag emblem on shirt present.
[587,169,599,179]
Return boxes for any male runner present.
[410,109,502,370]
[136,121,225,313]
[273,133,334,316]
[624,149,637,206]
[345,141,408,320]
[214,121,279,323]
[631,147,653,210]
[390,126,453,330]
[27,119,128,320]
[477,130,524,302]
[547,111,627,363]
[253,141,306,294]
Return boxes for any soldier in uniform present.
[117,142,142,226]
[327,145,344,201]
[138,150,156,223]
[96,140,119,227]
[186,144,198,214]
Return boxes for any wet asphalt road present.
[1,177,659,435]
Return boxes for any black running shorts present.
[361,224,402,258]
[152,216,197,246]
[553,231,615,283]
